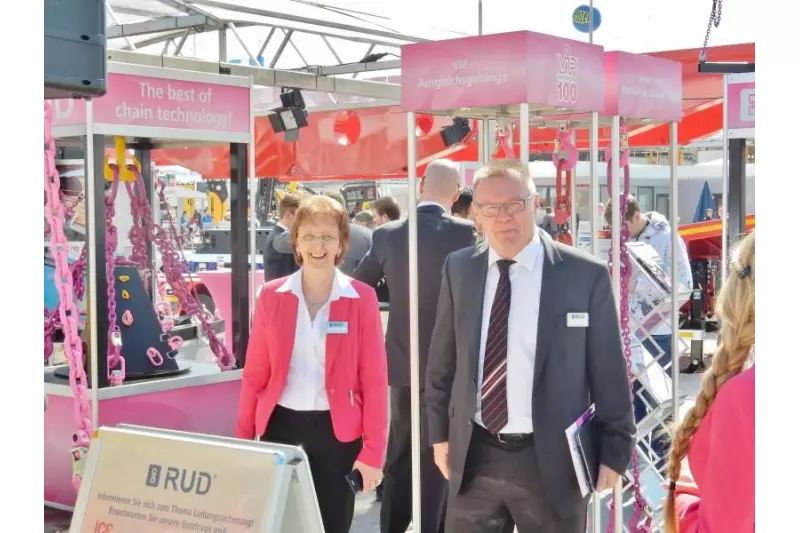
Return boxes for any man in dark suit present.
[262,193,301,281]
[354,159,476,533]
[426,160,635,533]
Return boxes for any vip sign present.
[556,46,579,105]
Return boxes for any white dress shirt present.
[474,234,544,433]
[275,268,359,411]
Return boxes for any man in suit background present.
[272,191,372,276]
[426,160,635,533]
[262,193,301,281]
[354,159,476,533]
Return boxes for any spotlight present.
[440,117,471,147]
[267,88,309,140]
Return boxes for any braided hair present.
[663,231,755,532]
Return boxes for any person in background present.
[604,194,693,467]
[354,159,476,533]
[274,191,372,276]
[427,160,634,533]
[540,206,558,238]
[236,195,388,533]
[451,187,476,220]
[703,208,715,221]
[664,232,755,533]
[354,209,376,230]
[201,208,213,228]
[263,193,302,281]
[371,196,402,227]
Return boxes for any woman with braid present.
[664,231,755,533]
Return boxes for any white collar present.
[487,232,541,272]
[276,267,360,301]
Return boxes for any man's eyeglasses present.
[299,234,339,244]
[474,194,534,217]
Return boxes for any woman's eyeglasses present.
[299,234,339,244]
[474,194,533,217]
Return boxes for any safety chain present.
[605,120,651,533]
[552,125,577,245]
[44,244,87,361]
[129,169,235,370]
[700,0,723,63]
[104,170,126,385]
[44,102,93,492]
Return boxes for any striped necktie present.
[481,259,515,434]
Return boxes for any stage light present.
[440,117,471,147]
[266,88,309,140]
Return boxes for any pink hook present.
[551,125,578,171]
[121,309,133,326]
[146,347,164,367]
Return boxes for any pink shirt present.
[676,366,755,532]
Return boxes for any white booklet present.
[565,404,598,498]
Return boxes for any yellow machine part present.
[104,137,140,182]
[208,192,227,223]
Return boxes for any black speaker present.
[440,117,471,147]
[44,0,108,99]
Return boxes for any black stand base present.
[53,359,192,381]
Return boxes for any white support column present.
[721,74,730,280]
[610,115,623,533]
[590,112,600,258]
[569,125,577,244]
[520,104,530,168]
[406,112,423,533]
[669,121,681,423]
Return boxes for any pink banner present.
[726,79,755,130]
[50,73,251,134]
[603,51,683,121]
[401,31,605,113]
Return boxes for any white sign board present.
[725,72,755,140]
[70,426,324,533]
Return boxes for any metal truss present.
[106,0,463,88]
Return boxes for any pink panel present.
[91,73,251,133]
[51,98,87,127]
[524,32,605,112]
[196,270,265,353]
[44,379,242,508]
[726,80,755,130]
[603,51,683,121]
[401,31,530,111]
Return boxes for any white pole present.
[569,125,577,244]
[670,121,681,424]
[610,115,623,533]
[590,113,600,259]
[721,74,729,280]
[478,0,483,35]
[520,103,530,169]
[406,112,423,533]
[248,79,258,319]
[85,100,100,428]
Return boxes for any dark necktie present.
[481,259,515,434]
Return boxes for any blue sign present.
[572,5,602,34]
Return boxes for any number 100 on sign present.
[557,81,577,105]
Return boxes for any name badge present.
[566,312,589,328]
[328,321,349,335]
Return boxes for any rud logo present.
[146,464,213,495]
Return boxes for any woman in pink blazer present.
[236,195,388,533]
[664,232,755,533]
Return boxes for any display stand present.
[69,425,323,533]
[45,62,255,509]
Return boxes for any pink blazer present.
[235,276,389,469]
[676,366,755,532]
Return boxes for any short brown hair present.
[323,190,347,209]
[603,194,640,226]
[370,196,401,221]
[289,195,351,265]
[278,193,302,218]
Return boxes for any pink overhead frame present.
[400,30,606,113]
[603,51,683,121]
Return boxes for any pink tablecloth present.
[196,270,264,354]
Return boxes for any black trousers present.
[261,405,362,533]
[445,426,586,533]
[381,386,448,533]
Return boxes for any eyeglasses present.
[299,234,339,244]
[474,194,534,217]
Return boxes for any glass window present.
[637,187,654,212]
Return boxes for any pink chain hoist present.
[605,120,652,533]
[44,102,93,492]
[45,240,87,361]
[127,167,235,370]
[104,167,126,385]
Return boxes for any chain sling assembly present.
[604,119,652,533]
[44,102,94,491]
[493,121,515,160]
[552,124,578,245]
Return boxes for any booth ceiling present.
[107,0,458,73]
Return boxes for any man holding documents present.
[426,161,635,533]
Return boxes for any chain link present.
[606,120,651,533]
[700,0,723,63]
[105,170,126,385]
[44,102,93,492]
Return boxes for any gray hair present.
[472,159,536,196]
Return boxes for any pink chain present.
[104,169,126,385]
[45,244,88,361]
[44,102,93,492]
[130,169,235,370]
[606,120,651,533]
